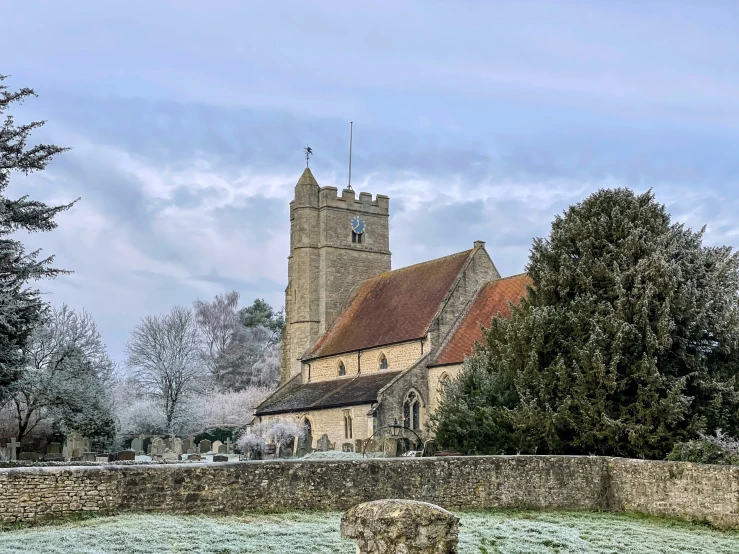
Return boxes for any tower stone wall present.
[281,169,391,383]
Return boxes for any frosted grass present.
[1,510,738,553]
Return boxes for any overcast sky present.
[3,1,739,364]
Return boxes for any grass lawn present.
[1,510,738,553]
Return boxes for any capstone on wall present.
[305,340,427,383]
[3,457,739,529]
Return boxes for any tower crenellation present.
[281,168,391,383]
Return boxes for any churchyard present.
[1,511,738,554]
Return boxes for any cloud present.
[2,2,738,364]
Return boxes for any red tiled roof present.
[305,250,473,360]
[430,274,531,367]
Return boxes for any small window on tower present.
[352,231,363,244]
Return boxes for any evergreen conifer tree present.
[433,189,739,459]
[0,75,77,399]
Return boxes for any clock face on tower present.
[351,215,366,234]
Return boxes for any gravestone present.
[150,437,166,457]
[47,442,62,455]
[187,453,203,461]
[107,452,118,462]
[6,438,19,461]
[341,499,459,554]
[316,434,331,452]
[296,433,313,457]
[172,437,183,455]
[95,456,108,463]
[162,452,178,461]
[118,450,135,461]
[181,438,192,453]
[187,448,196,454]
[19,452,40,461]
[199,439,211,454]
[82,452,97,462]
[355,439,364,454]
[131,438,144,454]
[423,440,437,457]
[264,443,277,456]
[383,437,399,458]
[64,431,90,461]
[218,444,228,454]
[213,454,228,462]
[211,440,223,454]
[225,438,233,454]
[342,442,354,453]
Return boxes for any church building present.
[253,168,530,449]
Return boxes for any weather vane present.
[304,145,313,168]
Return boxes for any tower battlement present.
[317,186,389,212]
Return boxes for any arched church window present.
[403,390,422,430]
[338,361,346,376]
[302,418,312,437]
[379,353,388,370]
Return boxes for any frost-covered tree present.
[125,306,204,433]
[433,188,739,459]
[194,292,281,390]
[236,419,305,457]
[0,75,78,400]
[5,304,115,446]
[193,291,240,383]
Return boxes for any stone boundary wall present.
[1,456,738,528]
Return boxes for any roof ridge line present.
[368,248,472,280]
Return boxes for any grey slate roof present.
[255,371,401,416]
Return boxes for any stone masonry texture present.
[2,456,739,528]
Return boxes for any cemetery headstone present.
[187,453,203,461]
[264,443,277,456]
[383,437,399,458]
[82,452,97,462]
[6,437,19,461]
[342,442,354,453]
[316,434,331,452]
[95,456,108,463]
[131,437,144,454]
[118,450,135,461]
[181,438,192,453]
[47,442,62,455]
[64,431,91,461]
[225,438,233,454]
[187,448,196,454]
[107,452,119,462]
[211,440,223,454]
[19,452,40,461]
[218,444,228,454]
[296,433,313,457]
[162,452,179,461]
[199,439,211,454]
[355,439,363,454]
[213,454,228,462]
[422,439,437,457]
[172,437,183,455]
[150,437,166,457]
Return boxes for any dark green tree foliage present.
[238,298,285,334]
[0,75,77,399]
[433,189,739,459]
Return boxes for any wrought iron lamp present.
[391,418,401,437]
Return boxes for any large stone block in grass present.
[341,499,459,553]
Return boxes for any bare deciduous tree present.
[124,305,204,433]
[193,291,239,383]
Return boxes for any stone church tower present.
[280,168,391,383]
